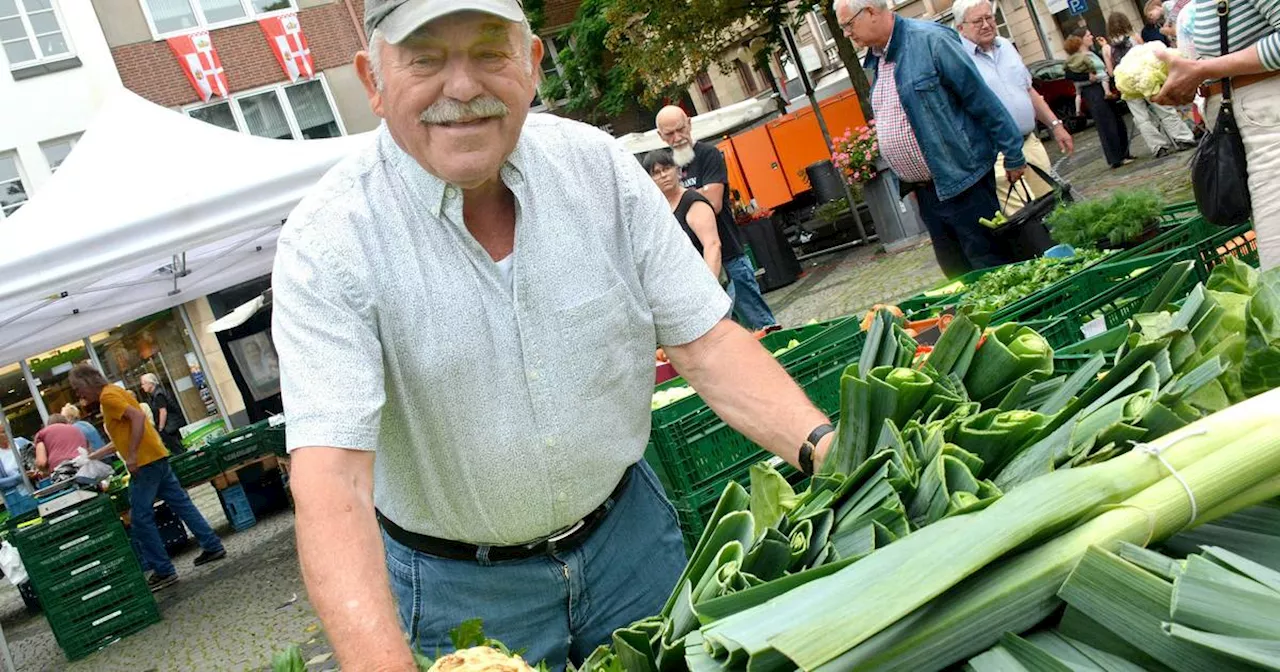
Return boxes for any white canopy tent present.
[615,97,774,155]
[0,90,371,365]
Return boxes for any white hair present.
[832,0,890,15]
[952,0,992,24]
[367,20,536,89]
[140,373,160,387]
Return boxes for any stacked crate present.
[12,494,159,660]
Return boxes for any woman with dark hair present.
[641,148,726,279]
[1107,12,1197,157]
[1066,28,1133,168]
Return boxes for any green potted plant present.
[1045,190,1164,250]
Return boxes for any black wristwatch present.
[799,423,835,476]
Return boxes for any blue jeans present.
[383,462,686,671]
[914,171,1012,278]
[724,254,778,330]
[130,458,223,577]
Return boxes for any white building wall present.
[0,0,122,198]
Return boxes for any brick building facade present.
[91,0,379,137]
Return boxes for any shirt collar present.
[960,35,999,56]
[378,122,531,219]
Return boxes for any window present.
[0,153,29,219]
[139,0,296,38]
[186,77,343,140]
[812,10,835,45]
[734,59,758,95]
[993,1,1013,39]
[40,133,78,172]
[532,36,565,110]
[696,71,720,110]
[0,0,72,68]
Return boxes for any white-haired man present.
[272,1,837,669]
[655,106,778,331]
[954,0,1074,211]
[140,372,186,455]
[837,0,1027,278]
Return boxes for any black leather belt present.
[376,466,632,562]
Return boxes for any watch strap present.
[799,423,835,476]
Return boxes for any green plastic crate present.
[47,587,159,661]
[668,460,808,551]
[11,496,118,558]
[646,325,865,501]
[42,553,148,613]
[56,600,160,661]
[171,449,221,487]
[207,420,274,470]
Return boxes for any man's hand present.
[1053,124,1074,154]
[1153,50,1203,106]
[1006,166,1026,184]
[125,458,138,473]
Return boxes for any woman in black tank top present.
[641,148,723,278]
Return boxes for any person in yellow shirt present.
[71,364,226,591]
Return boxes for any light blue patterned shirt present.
[272,115,730,544]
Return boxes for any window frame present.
[182,73,347,140]
[39,132,80,173]
[137,0,299,41]
[531,34,567,112]
[0,151,31,220]
[1,0,76,70]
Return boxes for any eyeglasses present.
[839,7,868,33]
[965,15,998,25]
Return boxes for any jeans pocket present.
[632,462,681,527]
[381,531,421,641]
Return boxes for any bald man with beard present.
[655,106,779,332]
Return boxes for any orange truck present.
[716,89,868,214]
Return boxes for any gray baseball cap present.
[365,0,527,44]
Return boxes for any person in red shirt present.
[33,414,88,474]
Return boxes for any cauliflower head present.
[428,646,535,672]
[1114,42,1170,99]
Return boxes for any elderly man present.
[654,106,778,331]
[954,0,1074,212]
[141,373,187,455]
[838,0,1026,277]
[272,0,835,669]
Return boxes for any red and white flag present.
[167,31,229,103]
[259,13,314,82]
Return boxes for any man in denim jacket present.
[837,0,1026,277]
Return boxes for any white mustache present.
[419,97,510,124]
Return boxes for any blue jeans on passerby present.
[724,254,777,330]
[383,461,686,671]
[129,458,223,577]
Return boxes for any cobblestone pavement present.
[0,122,1196,672]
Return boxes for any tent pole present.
[178,304,231,430]
[19,361,49,425]
[0,620,17,672]
[83,337,104,373]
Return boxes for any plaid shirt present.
[872,58,933,184]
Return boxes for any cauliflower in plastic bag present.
[1114,42,1171,99]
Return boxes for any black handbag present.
[1191,0,1252,227]
[991,162,1071,261]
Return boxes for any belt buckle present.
[546,519,585,544]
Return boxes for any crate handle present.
[81,585,113,601]
[71,560,101,576]
[58,534,91,552]
[48,509,81,526]
[91,610,123,628]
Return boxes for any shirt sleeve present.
[613,142,732,346]
[272,223,386,453]
[99,389,126,423]
[696,145,730,187]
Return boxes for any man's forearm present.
[1198,45,1267,79]
[128,416,145,463]
[293,463,416,671]
[703,247,722,279]
[667,320,829,467]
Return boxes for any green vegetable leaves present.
[1045,191,1164,249]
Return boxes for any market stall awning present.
[0,89,372,365]
[616,97,775,155]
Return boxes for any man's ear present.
[355,50,386,119]
[529,35,545,84]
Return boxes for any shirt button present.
[545,437,556,447]
[557,491,568,503]
[444,186,457,199]
[528,369,540,381]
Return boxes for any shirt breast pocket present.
[556,283,635,398]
